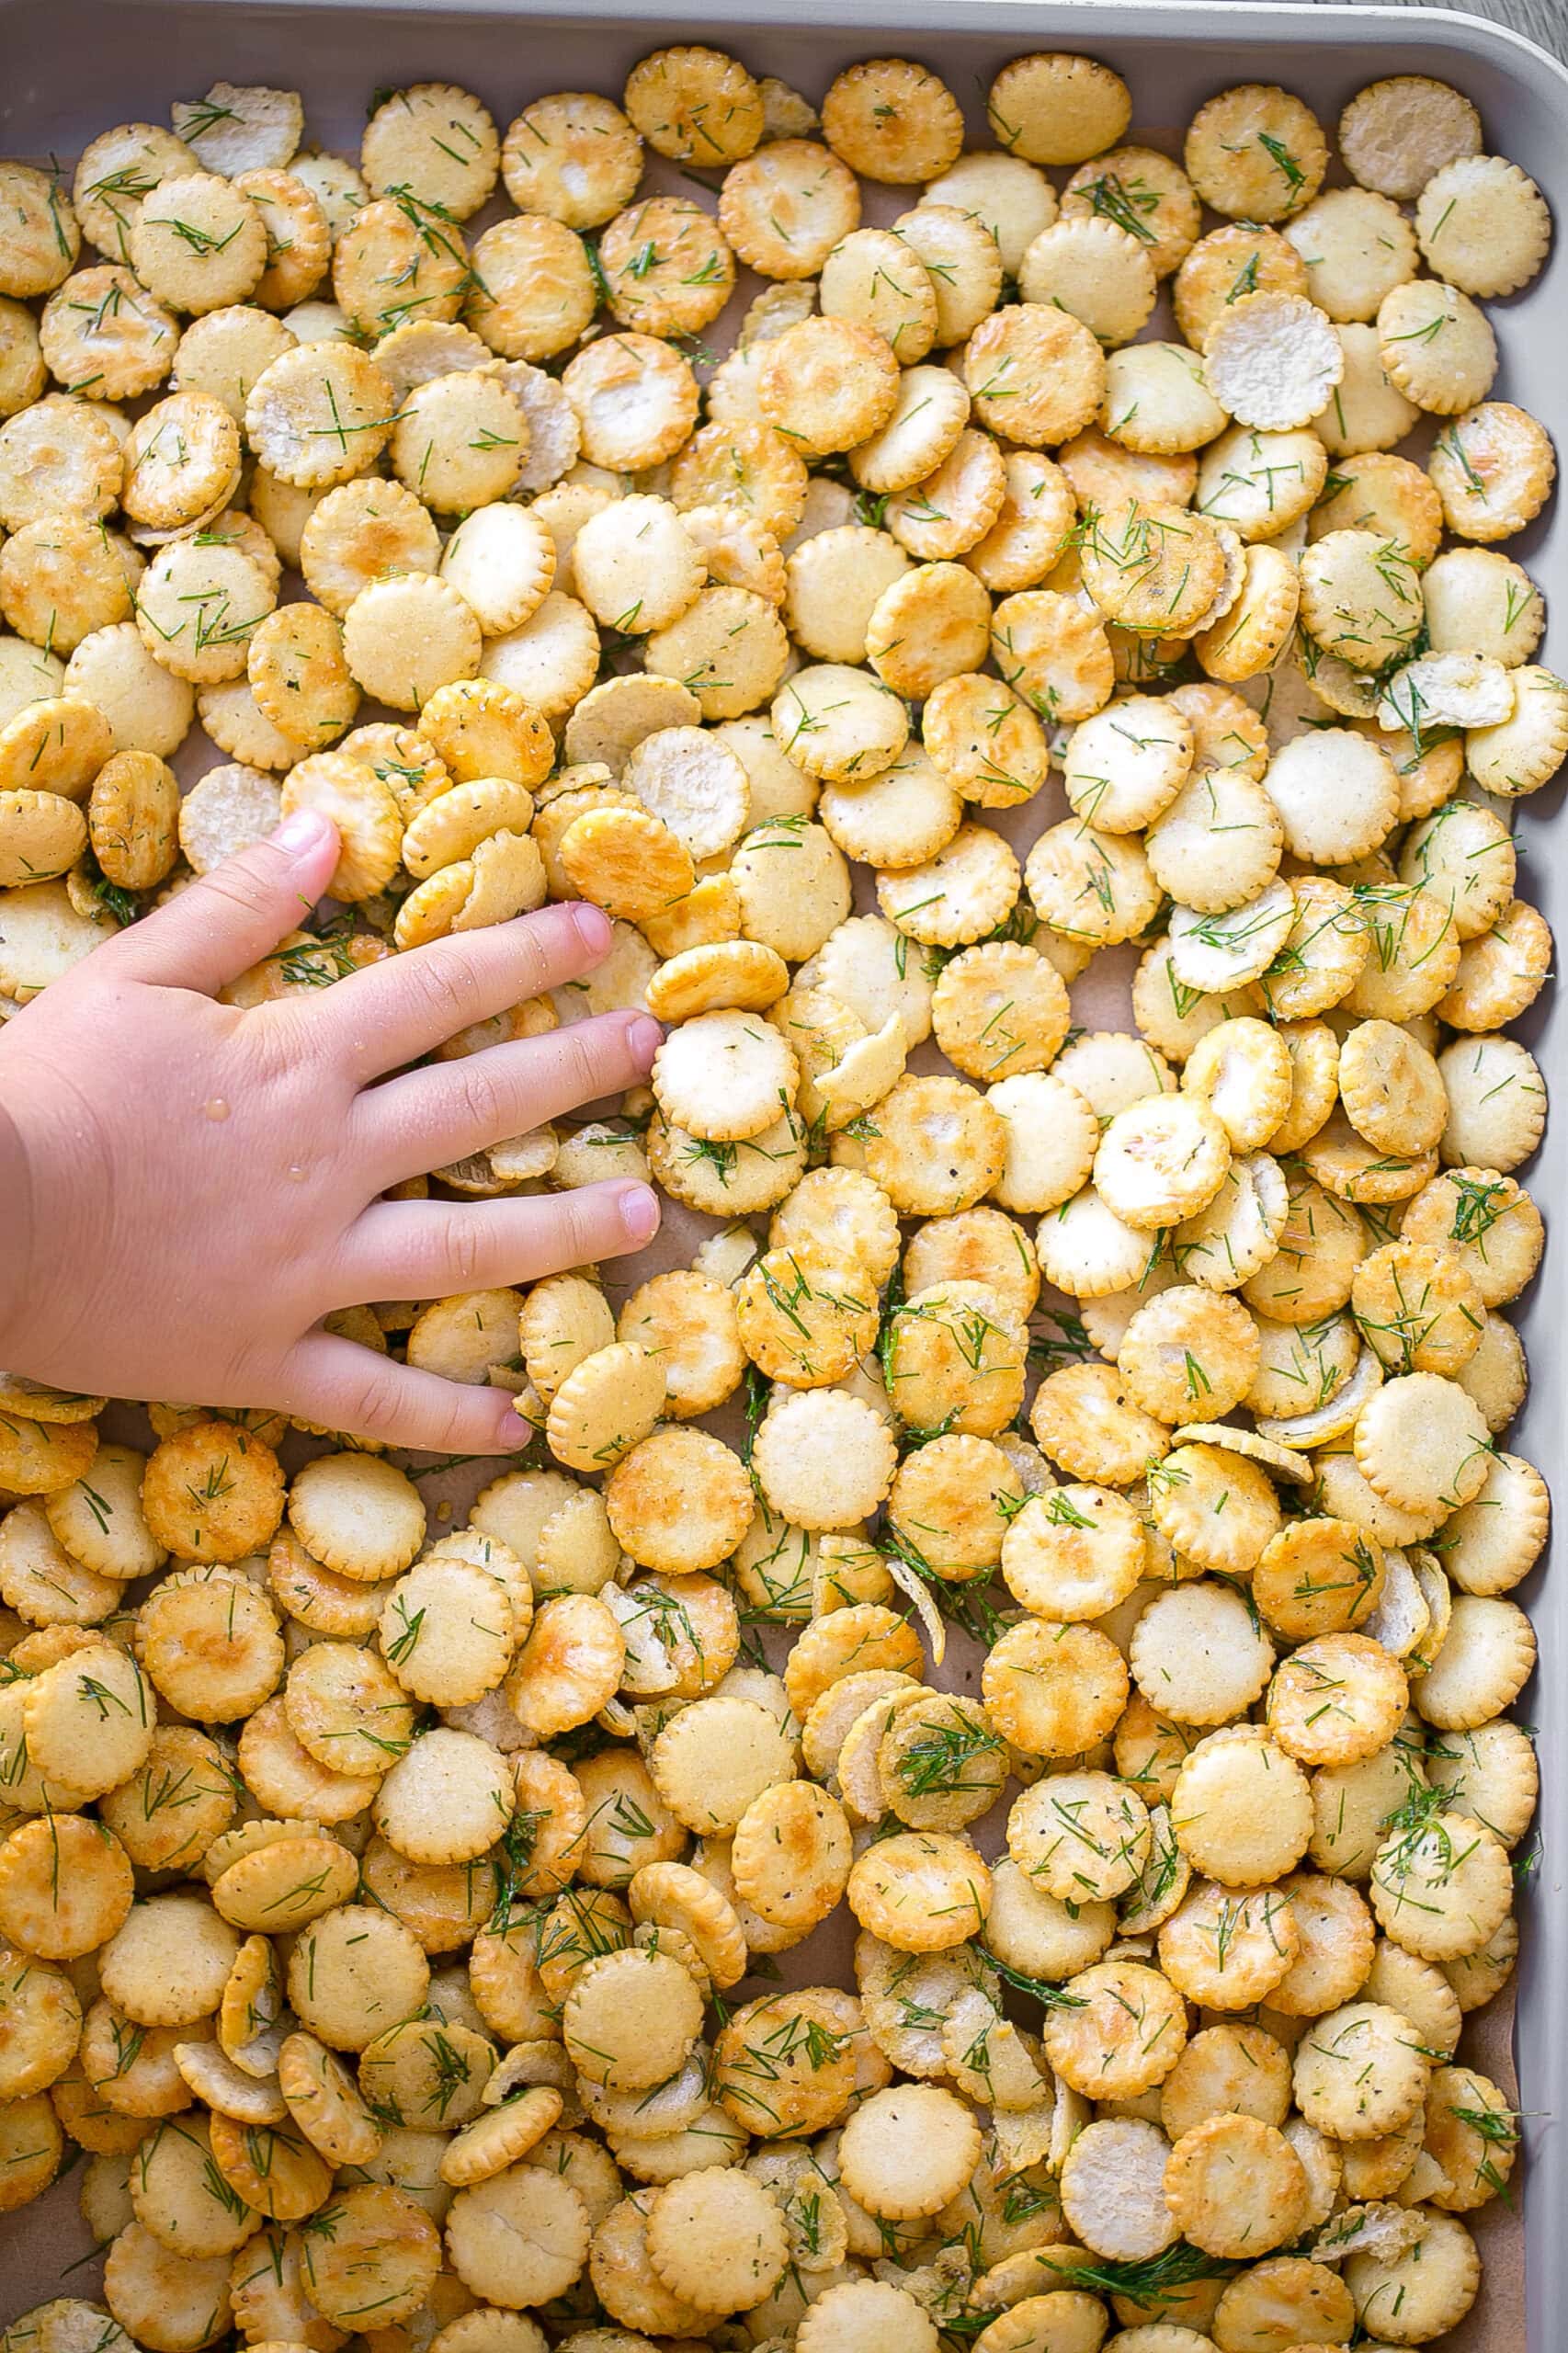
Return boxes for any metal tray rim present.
[68,0,1568,87]
[0,4,1561,2347]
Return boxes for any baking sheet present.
[0,3,1561,2345]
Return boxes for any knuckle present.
[455,1058,511,1144]
[406,947,481,1039]
[340,1359,409,1439]
[420,1383,479,1456]
[562,1020,615,1101]
[553,1184,611,1268]
[501,915,553,995]
[441,1213,490,1292]
[252,1000,318,1077]
[199,858,277,923]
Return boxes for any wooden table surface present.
[1314,0,1566,63]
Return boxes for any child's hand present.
[0,809,662,1453]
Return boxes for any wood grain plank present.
[1307,0,1565,64]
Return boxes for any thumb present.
[105,811,342,995]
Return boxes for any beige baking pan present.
[0,4,1560,2344]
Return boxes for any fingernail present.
[274,810,333,855]
[629,1016,663,1070]
[619,1184,660,1243]
[569,902,611,954]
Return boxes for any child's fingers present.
[104,813,343,995]
[303,903,614,1079]
[357,1011,662,1189]
[278,1331,539,1455]
[337,1181,661,1302]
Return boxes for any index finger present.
[290,902,615,1078]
